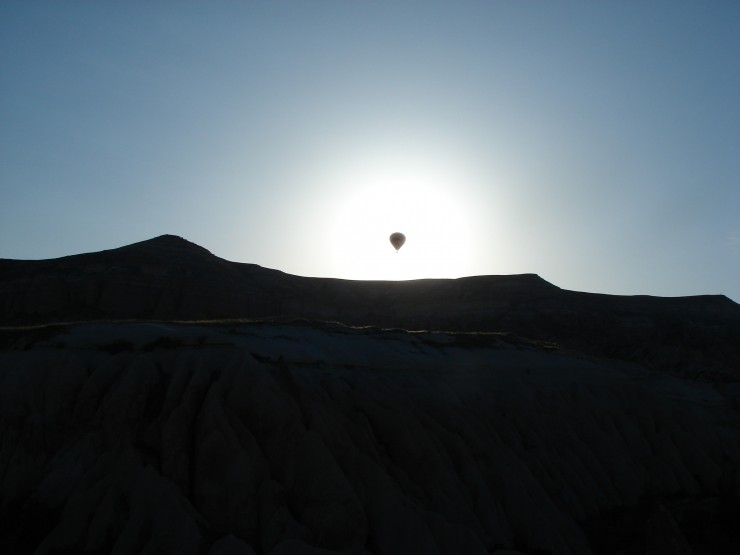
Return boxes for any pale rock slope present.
[2,321,739,554]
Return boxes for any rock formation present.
[1,235,738,380]
[1,236,739,554]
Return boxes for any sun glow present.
[324,158,478,280]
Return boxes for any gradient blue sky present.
[2,1,739,300]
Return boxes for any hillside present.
[2,234,739,379]
[1,236,740,554]
[2,320,740,554]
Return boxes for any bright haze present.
[1,2,738,300]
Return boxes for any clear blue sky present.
[2,1,739,301]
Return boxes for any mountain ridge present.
[1,235,739,379]
[3,233,736,303]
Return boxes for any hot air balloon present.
[389,232,406,252]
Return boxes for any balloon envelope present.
[389,232,406,251]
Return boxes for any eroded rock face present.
[1,322,739,554]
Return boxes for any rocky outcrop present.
[2,321,739,554]
[1,235,739,380]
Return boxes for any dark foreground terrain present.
[1,236,739,554]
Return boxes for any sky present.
[1,1,739,301]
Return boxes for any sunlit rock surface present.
[2,321,739,554]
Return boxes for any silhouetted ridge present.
[84,234,223,267]
[121,234,216,257]
[1,235,739,379]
